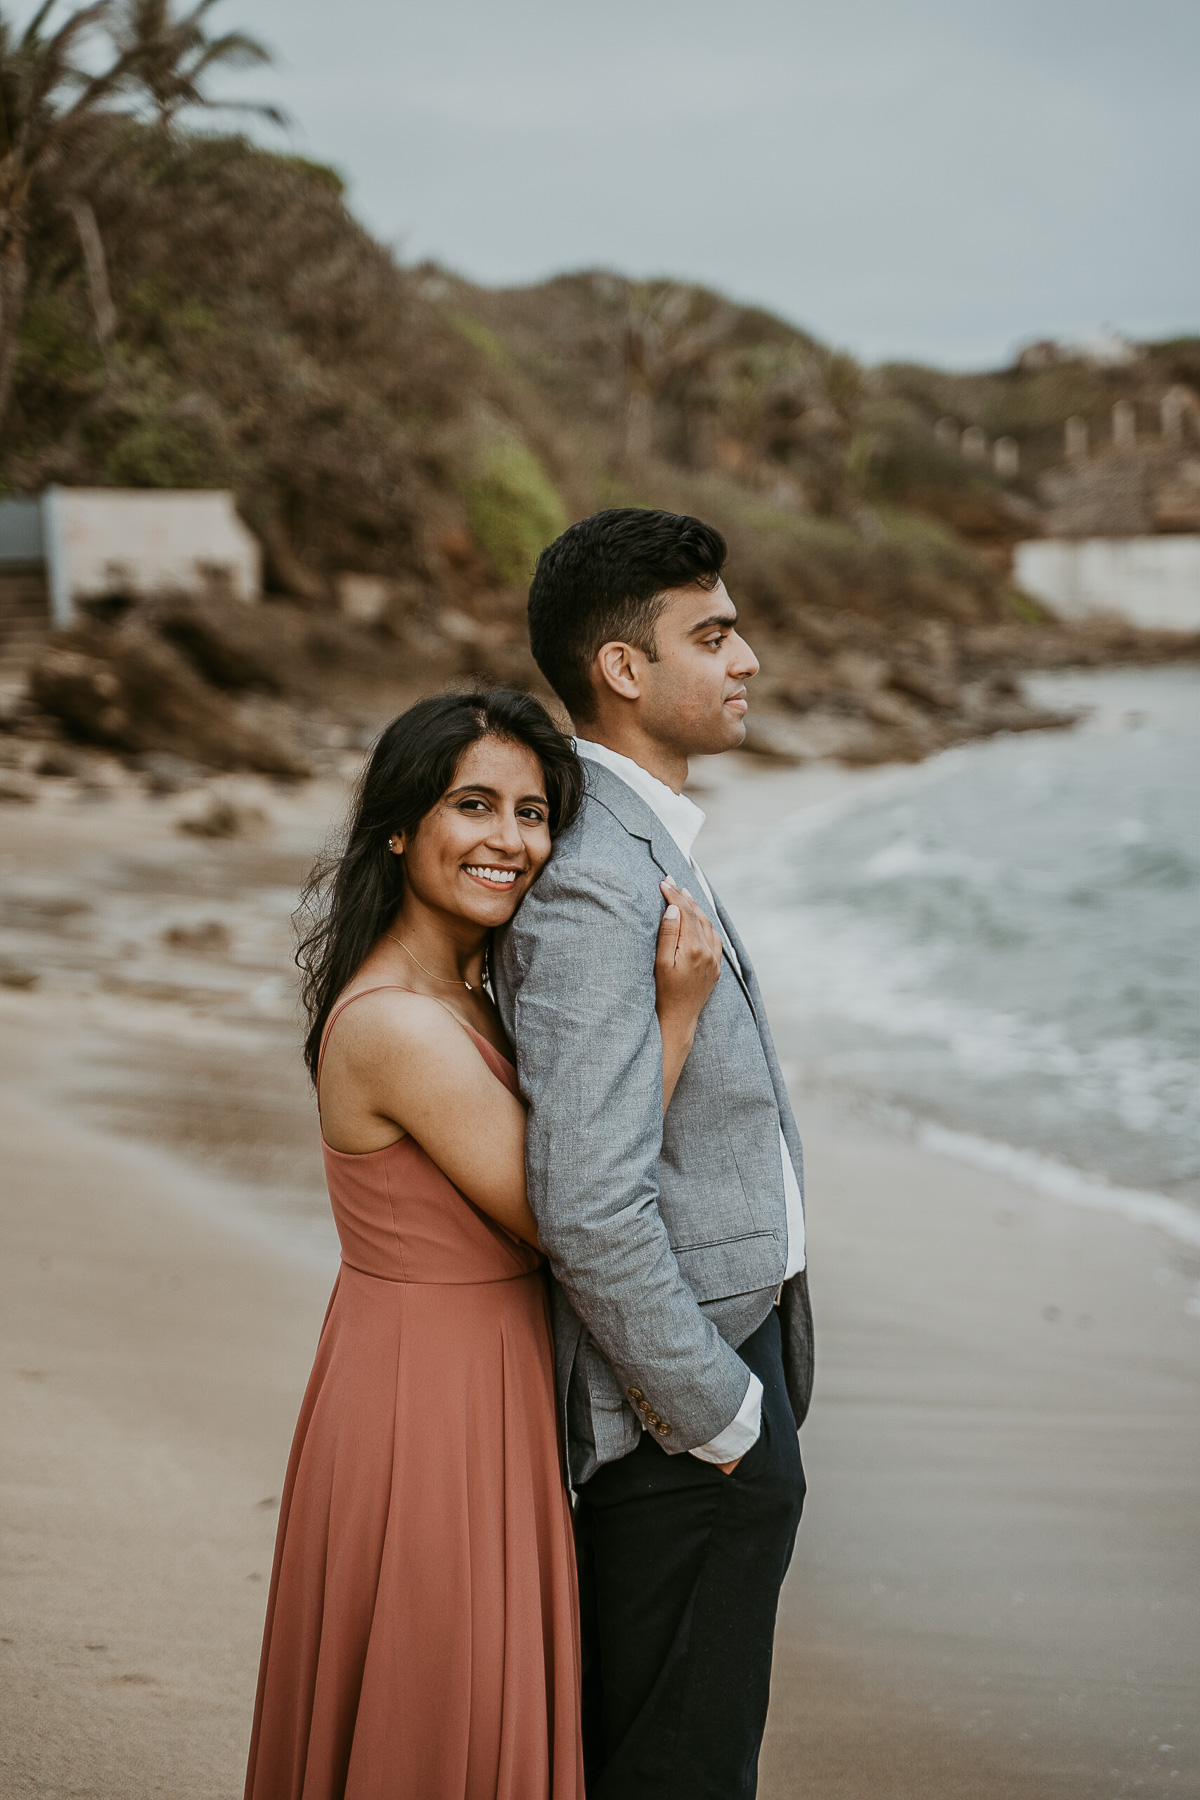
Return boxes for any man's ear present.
[595,640,642,703]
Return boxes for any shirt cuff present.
[688,1372,763,1465]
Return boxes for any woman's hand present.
[655,877,722,1111]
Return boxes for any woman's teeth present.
[464,865,519,886]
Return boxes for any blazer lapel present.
[706,887,757,1018]
[582,762,756,1012]
[651,828,755,1012]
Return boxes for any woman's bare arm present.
[320,890,720,1244]
[324,991,542,1243]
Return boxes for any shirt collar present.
[574,738,707,864]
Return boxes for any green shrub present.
[462,432,567,585]
[101,407,223,488]
[451,313,514,371]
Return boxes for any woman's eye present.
[459,798,488,813]
[519,808,547,824]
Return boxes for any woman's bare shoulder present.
[324,985,473,1070]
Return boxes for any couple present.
[244,508,814,1800]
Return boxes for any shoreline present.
[698,664,1199,1228]
[1,690,1197,1797]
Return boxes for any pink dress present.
[244,988,584,1800]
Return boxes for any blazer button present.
[628,1387,643,1403]
[657,1422,672,1436]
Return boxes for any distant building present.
[0,487,261,685]
[1015,333,1138,372]
[1016,396,1200,631]
[0,487,260,623]
[1038,445,1200,539]
[1014,536,1200,632]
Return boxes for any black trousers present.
[574,1307,806,1800]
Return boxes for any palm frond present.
[189,30,273,73]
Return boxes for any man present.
[495,508,813,1799]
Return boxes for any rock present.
[888,662,961,710]
[162,920,233,954]
[30,624,309,779]
[34,747,81,778]
[152,596,285,692]
[134,752,205,795]
[739,716,807,764]
[177,799,268,840]
[858,688,924,730]
[1,893,90,929]
[831,650,891,693]
[0,966,38,989]
[260,517,331,606]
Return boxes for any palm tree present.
[620,283,736,465]
[0,1,132,428]
[112,0,285,131]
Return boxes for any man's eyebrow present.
[688,611,738,634]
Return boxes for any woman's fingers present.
[679,902,720,987]
[661,878,722,976]
[656,895,683,969]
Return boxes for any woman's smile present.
[463,863,522,891]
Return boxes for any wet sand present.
[0,752,1196,1798]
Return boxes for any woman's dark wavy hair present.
[296,688,584,1083]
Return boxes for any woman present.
[244,689,722,1800]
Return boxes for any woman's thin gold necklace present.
[388,933,474,992]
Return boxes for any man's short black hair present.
[527,508,727,722]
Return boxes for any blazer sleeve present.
[500,846,752,1452]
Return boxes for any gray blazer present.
[495,758,814,1486]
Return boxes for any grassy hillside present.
[3,124,1196,772]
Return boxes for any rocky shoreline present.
[2,583,1195,784]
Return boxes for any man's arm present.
[502,847,752,1452]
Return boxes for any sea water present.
[717,668,1200,1236]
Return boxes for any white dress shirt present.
[575,738,806,1465]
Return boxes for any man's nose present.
[730,631,760,680]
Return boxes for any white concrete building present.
[1014,536,1200,633]
[0,486,260,626]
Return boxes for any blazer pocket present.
[672,1230,782,1304]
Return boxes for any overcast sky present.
[60,0,1200,366]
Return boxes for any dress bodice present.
[319,990,540,1286]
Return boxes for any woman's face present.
[394,735,554,929]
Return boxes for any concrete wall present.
[46,488,261,623]
[1014,536,1200,632]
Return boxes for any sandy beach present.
[1,747,1196,1798]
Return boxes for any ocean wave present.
[710,669,1200,1215]
[738,901,1194,1139]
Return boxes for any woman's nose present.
[486,811,524,853]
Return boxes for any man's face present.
[634,580,760,757]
